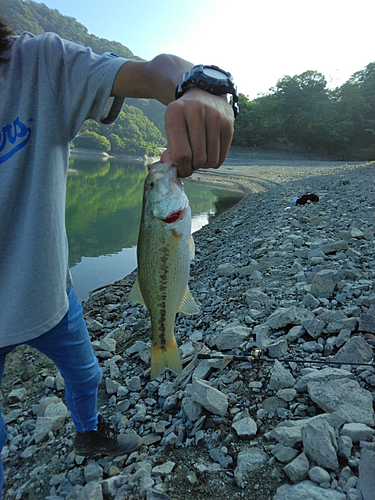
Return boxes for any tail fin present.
[151,338,182,380]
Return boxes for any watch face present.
[202,67,227,80]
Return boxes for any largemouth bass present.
[128,162,199,379]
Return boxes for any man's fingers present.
[164,102,193,177]
[164,89,234,177]
[218,118,234,168]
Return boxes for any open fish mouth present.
[162,210,184,224]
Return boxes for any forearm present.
[111,54,193,105]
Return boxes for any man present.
[0,18,235,496]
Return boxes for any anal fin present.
[178,286,199,315]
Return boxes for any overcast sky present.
[32,0,375,98]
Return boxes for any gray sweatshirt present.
[0,32,127,346]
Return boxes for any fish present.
[128,162,199,379]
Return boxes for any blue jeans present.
[0,288,102,497]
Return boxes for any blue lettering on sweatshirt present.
[0,117,32,164]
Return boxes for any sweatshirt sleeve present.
[40,32,129,139]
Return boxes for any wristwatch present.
[175,65,239,118]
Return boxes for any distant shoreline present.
[70,147,159,164]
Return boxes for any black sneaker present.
[73,420,142,457]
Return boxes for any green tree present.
[333,62,375,158]
[273,70,331,150]
[74,131,111,152]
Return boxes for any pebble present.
[284,452,309,483]
[234,448,268,488]
[308,466,331,485]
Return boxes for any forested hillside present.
[234,66,375,160]
[0,0,167,156]
[2,0,374,159]
[1,0,140,60]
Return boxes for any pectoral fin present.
[178,286,199,315]
[128,277,145,306]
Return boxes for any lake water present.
[66,157,243,302]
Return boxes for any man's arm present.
[111,54,234,177]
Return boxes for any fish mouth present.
[162,210,183,224]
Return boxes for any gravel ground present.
[1,152,374,500]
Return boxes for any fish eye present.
[148,181,155,189]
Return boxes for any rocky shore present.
[1,159,374,500]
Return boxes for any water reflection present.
[66,157,242,301]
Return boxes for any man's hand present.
[111,55,234,177]
[161,89,234,178]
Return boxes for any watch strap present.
[175,65,239,118]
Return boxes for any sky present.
[33,0,375,99]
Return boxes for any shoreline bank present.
[1,160,374,500]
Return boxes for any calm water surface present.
[66,157,242,302]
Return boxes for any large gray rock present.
[270,419,308,447]
[188,378,228,416]
[210,322,251,350]
[359,311,375,334]
[234,447,268,488]
[337,435,352,460]
[358,449,375,500]
[271,443,299,464]
[308,466,331,486]
[270,413,345,448]
[33,401,68,444]
[321,240,348,254]
[244,289,271,306]
[332,335,373,364]
[254,323,272,349]
[78,482,104,500]
[232,410,257,439]
[295,367,354,392]
[181,396,202,422]
[302,317,325,339]
[266,306,305,330]
[273,480,346,500]
[310,269,338,297]
[217,263,236,276]
[83,461,103,483]
[307,378,374,425]
[267,338,288,358]
[268,360,296,390]
[341,423,374,443]
[283,452,309,483]
[301,418,339,470]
